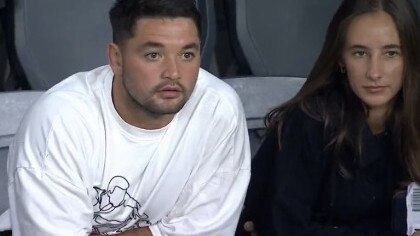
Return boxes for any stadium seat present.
[13,0,114,89]
[0,91,43,232]
[197,0,217,72]
[231,0,340,77]
[224,76,305,156]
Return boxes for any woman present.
[238,0,420,235]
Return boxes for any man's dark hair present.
[109,0,201,45]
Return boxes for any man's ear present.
[108,43,123,76]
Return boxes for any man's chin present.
[148,101,187,115]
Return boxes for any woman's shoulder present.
[282,105,324,131]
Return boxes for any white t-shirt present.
[7,66,251,236]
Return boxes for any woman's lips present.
[364,85,386,93]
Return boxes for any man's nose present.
[162,57,180,80]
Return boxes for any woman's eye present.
[352,51,366,57]
[385,50,399,58]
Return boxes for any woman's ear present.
[108,43,123,76]
[338,60,346,74]
[338,59,344,68]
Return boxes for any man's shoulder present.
[197,69,239,98]
[23,66,111,130]
[195,69,243,116]
[48,65,111,97]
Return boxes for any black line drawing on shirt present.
[92,176,150,234]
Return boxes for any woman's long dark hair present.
[267,0,420,181]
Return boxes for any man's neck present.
[112,78,174,130]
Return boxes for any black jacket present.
[237,108,406,236]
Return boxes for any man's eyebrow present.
[348,44,368,50]
[139,42,200,51]
[140,41,164,49]
[183,43,200,50]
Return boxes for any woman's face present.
[341,11,403,113]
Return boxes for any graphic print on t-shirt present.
[92,176,150,234]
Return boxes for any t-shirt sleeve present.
[7,98,97,236]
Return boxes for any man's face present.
[111,17,200,127]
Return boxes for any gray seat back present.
[0,91,44,214]
[14,0,114,90]
[234,0,340,77]
[197,0,217,71]
[224,76,305,155]
[14,0,215,90]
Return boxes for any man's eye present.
[145,53,160,60]
[182,52,195,60]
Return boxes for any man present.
[7,0,250,235]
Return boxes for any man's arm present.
[8,97,97,235]
[120,227,152,236]
[91,227,152,236]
